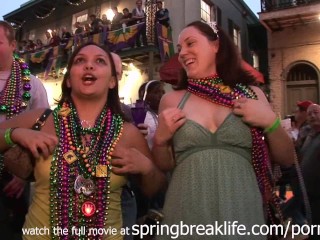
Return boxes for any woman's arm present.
[152,93,186,171]
[265,119,295,167]
[111,123,166,197]
[233,86,294,167]
[0,109,58,158]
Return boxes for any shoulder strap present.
[177,91,191,110]
[143,80,159,101]
[32,108,52,131]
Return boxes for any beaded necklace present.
[0,54,32,119]
[187,74,282,224]
[51,101,123,240]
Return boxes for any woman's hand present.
[11,128,58,159]
[111,146,155,175]
[233,86,277,129]
[153,108,186,146]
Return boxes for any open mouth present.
[184,58,195,66]
[82,74,97,83]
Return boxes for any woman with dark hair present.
[0,42,165,239]
[138,80,165,148]
[153,21,294,238]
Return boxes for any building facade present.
[3,0,265,106]
[260,0,320,116]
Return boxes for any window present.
[233,27,241,51]
[72,10,88,33]
[76,14,88,23]
[28,30,35,41]
[228,19,241,52]
[252,52,259,70]
[201,1,221,26]
[287,64,317,81]
[201,0,212,23]
[201,0,211,22]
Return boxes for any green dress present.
[158,93,266,239]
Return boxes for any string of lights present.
[34,6,56,19]
[10,20,26,30]
[66,0,87,6]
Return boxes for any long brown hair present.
[175,21,255,89]
[57,42,126,119]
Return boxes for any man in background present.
[294,100,314,152]
[155,0,170,28]
[300,104,320,234]
[0,20,49,240]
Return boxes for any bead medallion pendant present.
[74,175,95,196]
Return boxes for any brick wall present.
[268,22,320,116]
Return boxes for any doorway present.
[285,62,319,115]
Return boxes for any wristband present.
[4,128,17,147]
[264,117,280,134]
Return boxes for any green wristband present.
[4,128,16,147]
[264,117,280,134]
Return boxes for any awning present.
[241,60,265,83]
[159,54,181,85]
[159,54,264,84]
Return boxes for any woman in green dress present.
[152,21,295,239]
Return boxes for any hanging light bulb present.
[106,9,115,21]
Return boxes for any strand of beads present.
[50,101,124,239]
[95,114,123,230]
[0,55,31,119]
[188,75,242,107]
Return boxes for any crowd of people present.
[0,4,319,240]
[18,0,170,55]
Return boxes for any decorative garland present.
[187,74,283,225]
[0,54,32,119]
[50,101,123,239]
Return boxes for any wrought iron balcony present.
[260,0,320,31]
[261,0,320,12]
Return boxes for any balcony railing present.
[19,23,174,79]
[261,0,319,12]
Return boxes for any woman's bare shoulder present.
[117,121,150,156]
[160,89,187,109]
[120,122,145,145]
[249,85,268,101]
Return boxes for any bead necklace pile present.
[0,54,32,179]
[187,74,282,225]
[50,101,123,240]
[0,54,32,119]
